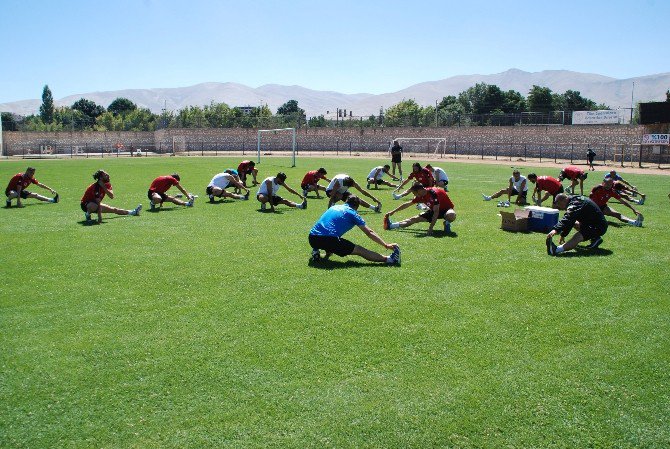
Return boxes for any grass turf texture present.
[1,157,668,448]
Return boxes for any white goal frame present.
[257,127,297,167]
[393,137,447,158]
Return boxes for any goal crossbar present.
[258,128,296,167]
[393,137,447,157]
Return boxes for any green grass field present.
[1,156,669,448]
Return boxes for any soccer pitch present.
[1,156,668,448]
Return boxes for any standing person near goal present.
[366,165,399,190]
[384,182,456,235]
[392,162,435,200]
[257,172,306,212]
[301,168,331,198]
[586,148,597,171]
[148,174,195,211]
[326,174,382,212]
[425,164,449,190]
[546,194,608,256]
[237,160,259,187]
[81,170,141,223]
[5,167,59,208]
[557,165,588,195]
[482,169,528,206]
[206,172,250,203]
[389,139,403,180]
[527,173,564,206]
[309,195,400,266]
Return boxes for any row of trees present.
[4,83,665,132]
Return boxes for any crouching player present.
[207,172,250,202]
[257,172,306,212]
[237,160,258,186]
[366,165,399,190]
[5,167,59,207]
[546,193,608,255]
[384,182,456,235]
[326,174,382,212]
[81,170,141,223]
[309,195,400,266]
[148,174,195,210]
[301,168,330,198]
[558,165,588,195]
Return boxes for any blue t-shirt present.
[310,204,366,238]
[604,173,622,181]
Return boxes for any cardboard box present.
[524,206,560,232]
[499,209,530,232]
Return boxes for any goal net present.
[257,128,297,167]
[392,137,447,158]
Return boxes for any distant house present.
[237,106,255,116]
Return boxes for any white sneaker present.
[392,193,402,200]
[130,204,142,216]
[482,194,492,201]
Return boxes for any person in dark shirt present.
[389,139,403,180]
[546,194,608,256]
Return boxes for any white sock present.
[389,222,400,229]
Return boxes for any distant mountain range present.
[1,69,668,118]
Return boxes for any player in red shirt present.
[148,173,195,211]
[237,160,258,187]
[589,177,642,226]
[384,183,456,235]
[300,168,330,198]
[5,167,59,208]
[80,170,141,223]
[392,163,435,201]
[527,173,564,206]
[558,165,588,195]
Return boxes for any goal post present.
[392,137,447,158]
[257,127,297,167]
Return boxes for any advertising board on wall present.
[572,110,621,125]
[641,134,670,145]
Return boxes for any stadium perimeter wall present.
[4,124,669,163]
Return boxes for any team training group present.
[4,139,648,264]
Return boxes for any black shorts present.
[579,222,608,240]
[511,189,527,199]
[367,178,383,185]
[6,189,32,199]
[326,190,351,201]
[257,194,283,206]
[551,185,564,200]
[419,208,448,222]
[391,153,402,163]
[148,190,167,202]
[309,234,356,257]
[301,183,315,190]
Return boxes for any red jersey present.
[536,176,562,195]
[81,182,112,203]
[412,187,454,211]
[589,184,621,207]
[6,173,38,192]
[302,170,325,186]
[408,168,435,187]
[238,161,254,174]
[562,166,584,180]
[149,175,178,193]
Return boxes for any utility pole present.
[630,81,635,124]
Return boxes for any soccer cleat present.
[482,194,492,201]
[260,202,267,211]
[587,237,603,249]
[389,246,401,266]
[637,213,644,223]
[132,204,142,216]
[243,191,250,201]
[186,196,195,207]
[6,199,11,208]
[503,201,511,207]
[546,239,557,256]
[374,204,382,213]
[366,183,371,190]
[497,201,504,207]
[208,194,215,203]
[53,193,59,203]
[392,192,402,200]
[150,202,157,211]
[299,199,307,209]
[84,212,91,221]
[311,248,321,262]
[444,221,451,233]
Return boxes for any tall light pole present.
[630,81,635,124]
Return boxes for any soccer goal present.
[392,137,448,158]
[257,128,297,167]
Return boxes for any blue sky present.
[0,0,668,103]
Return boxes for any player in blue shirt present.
[309,195,401,265]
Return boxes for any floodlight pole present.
[630,81,635,124]
[257,129,261,164]
[292,128,296,167]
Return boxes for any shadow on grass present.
[77,215,127,226]
[207,199,236,205]
[396,228,458,239]
[558,247,614,257]
[308,259,395,269]
[147,206,185,213]
[5,202,54,209]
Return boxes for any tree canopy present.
[39,85,54,124]
[108,98,137,116]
